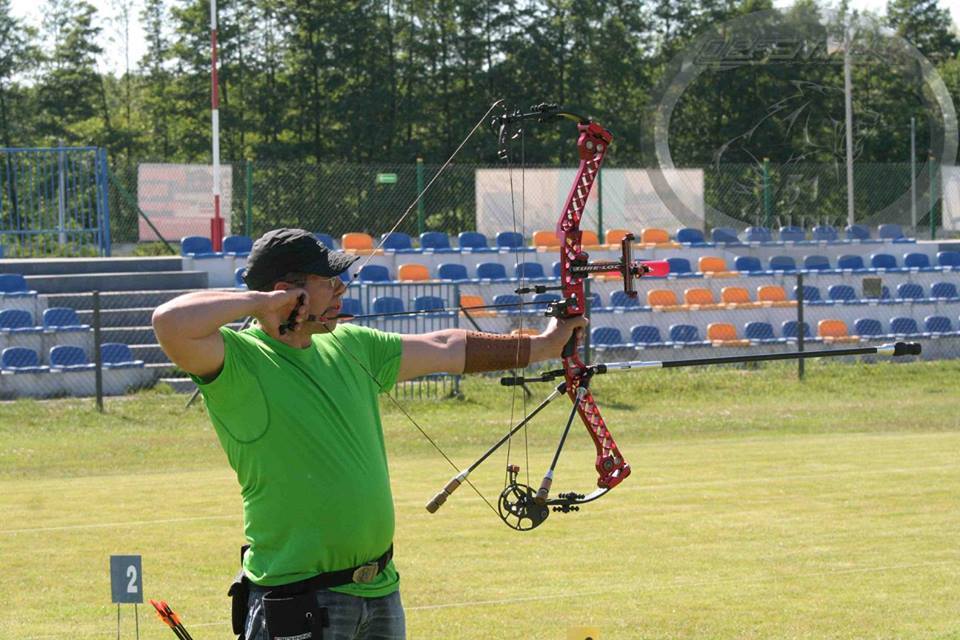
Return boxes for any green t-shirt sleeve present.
[190,326,270,443]
[337,324,403,393]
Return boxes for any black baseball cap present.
[243,228,359,291]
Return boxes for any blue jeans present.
[245,586,405,640]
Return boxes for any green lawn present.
[1,359,958,639]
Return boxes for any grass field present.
[1,358,958,639]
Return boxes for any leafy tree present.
[0,0,36,146]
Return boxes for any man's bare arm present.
[151,289,304,379]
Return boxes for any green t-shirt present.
[193,323,403,597]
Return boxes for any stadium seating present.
[896,283,925,300]
[792,285,821,302]
[342,232,375,252]
[234,267,247,288]
[0,274,36,297]
[581,230,600,247]
[496,231,524,250]
[459,295,494,317]
[698,256,729,274]
[757,285,791,306]
[314,233,338,249]
[854,318,883,338]
[925,315,955,335]
[676,228,706,245]
[930,282,958,299]
[591,327,624,347]
[223,235,253,257]
[631,325,665,347]
[180,236,223,258]
[666,257,694,277]
[610,291,640,308]
[640,228,671,244]
[420,232,455,253]
[1,347,48,372]
[647,289,679,308]
[744,321,782,343]
[817,319,857,342]
[380,232,415,252]
[476,262,508,280]
[49,345,95,371]
[903,252,933,271]
[668,324,704,344]
[734,256,764,273]
[782,320,813,340]
[532,230,560,248]
[414,296,446,313]
[769,255,797,272]
[684,287,717,307]
[397,263,430,281]
[812,225,838,242]
[358,265,391,282]
[937,251,960,268]
[889,317,920,336]
[711,227,741,244]
[101,343,145,368]
[778,226,805,242]
[837,254,867,271]
[877,224,905,240]
[745,226,773,243]
[827,285,858,303]
[458,231,493,252]
[437,263,469,281]
[341,298,363,316]
[372,297,404,314]
[0,309,41,334]
[845,224,872,241]
[707,322,749,346]
[870,253,899,271]
[605,229,631,245]
[720,287,752,306]
[803,255,831,271]
[42,307,89,332]
[515,262,546,280]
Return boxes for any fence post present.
[416,157,425,236]
[93,290,104,412]
[929,154,937,241]
[797,272,805,381]
[245,160,254,236]
[97,148,112,256]
[762,157,772,229]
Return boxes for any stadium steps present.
[46,289,203,310]
[24,270,208,294]
[0,256,184,276]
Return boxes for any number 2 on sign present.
[126,565,139,593]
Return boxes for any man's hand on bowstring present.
[534,315,589,360]
[256,288,309,338]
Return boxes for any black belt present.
[262,545,393,597]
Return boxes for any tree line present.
[0,0,958,168]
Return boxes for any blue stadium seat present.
[877,224,905,241]
[837,254,866,271]
[778,226,805,242]
[896,283,925,300]
[0,309,40,333]
[420,232,455,252]
[903,252,933,271]
[854,318,883,337]
[781,320,812,339]
[372,297,404,315]
[180,235,223,258]
[437,263,469,281]
[493,294,522,312]
[828,285,858,302]
[496,231,524,249]
[414,296,446,312]
[745,226,773,243]
[930,282,958,299]
[476,262,508,280]
[889,317,920,336]
[631,325,664,346]
[222,235,253,256]
[676,228,707,245]
[42,307,89,331]
[870,253,898,271]
[803,255,832,271]
[552,261,563,278]
[313,233,338,249]
[235,267,247,288]
[924,315,955,335]
[734,256,764,273]
[666,257,693,276]
[379,232,415,252]
[49,345,95,371]
[532,293,561,306]
[591,327,623,346]
[744,321,780,343]
[669,324,702,344]
[358,264,391,282]
[609,291,640,308]
[101,343,144,368]
[937,251,960,268]
[812,225,838,242]
[586,293,603,310]
[341,298,362,316]
[458,231,492,251]
[0,273,36,297]
[711,227,741,244]
[769,255,797,272]
[792,285,821,302]
[1,347,48,372]
[515,262,546,280]
[845,224,872,241]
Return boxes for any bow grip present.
[562,328,580,358]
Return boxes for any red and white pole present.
[209,0,224,251]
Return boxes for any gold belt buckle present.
[352,562,379,584]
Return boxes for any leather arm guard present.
[463,331,531,373]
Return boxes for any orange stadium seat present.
[707,322,750,346]
[684,287,717,307]
[532,230,560,248]
[458,294,495,317]
[605,228,632,245]
[397,263,430,281]
[580,230,600,248]
[341,232,375,252]
[818,319,858,343]
[756,285,793,307]
[720,286,753,307]
[640,227,670,245]
[647,289,680,308]
[698,256,730,275]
